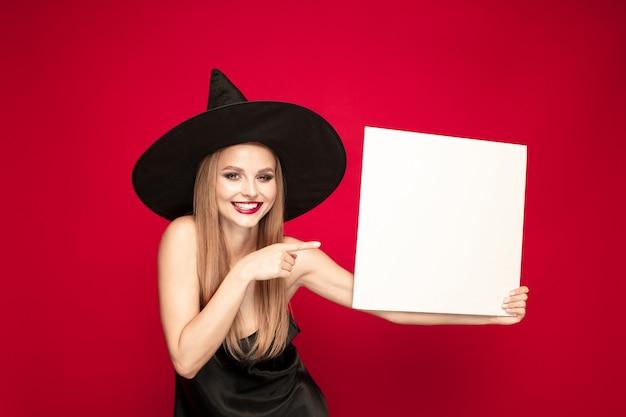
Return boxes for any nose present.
[241,178,258,197]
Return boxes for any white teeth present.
[234,202,259,210]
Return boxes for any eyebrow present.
[221,166,243,172]
[221,166,275,174]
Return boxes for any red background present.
[2,1,625,416]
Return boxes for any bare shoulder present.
[282,236,354,307]
[161,215,196,243]
[158,216,198,299]
[158,217,200,330]
[159,215,197,259]
[282,235,302,245]
[282,235,320,261]
[282,235,327,279]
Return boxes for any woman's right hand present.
[234,241,321,282]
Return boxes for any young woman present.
[132,70,529,417]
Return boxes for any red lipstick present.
[231,202,262,214]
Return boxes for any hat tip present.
[208,68,247,110]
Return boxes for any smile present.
[232,202,262,214]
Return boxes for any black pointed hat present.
[132,69,346,221]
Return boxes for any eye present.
[223,172,240,180]
[257,174,274,182]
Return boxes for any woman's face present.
[215,143,278,231]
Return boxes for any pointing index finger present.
[287,241,321,253]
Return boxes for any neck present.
[222,224,259,264]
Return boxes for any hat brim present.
[132,101,346,221]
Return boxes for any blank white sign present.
[352,127,527,316]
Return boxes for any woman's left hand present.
[493,286,530,325]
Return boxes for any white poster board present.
[352,127,527,316]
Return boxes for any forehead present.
[217,143,276,167]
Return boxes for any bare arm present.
[365,285,529,325]
[158,216,252,378]
[159,220,322,378]
[289,238,529,325]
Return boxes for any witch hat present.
[132,69,346,221]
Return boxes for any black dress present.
[173,317,327,417]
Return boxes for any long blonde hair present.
[193,146,289,361]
